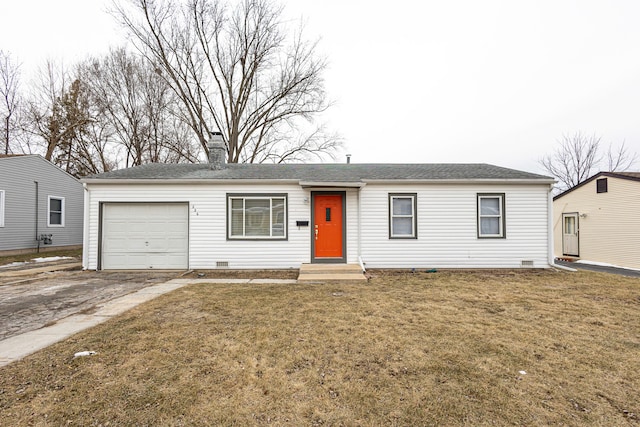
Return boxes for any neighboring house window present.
[48,196,65,227]
[228,194,287,239]
[596,178,608,193]
[477,193,505,238]
[0,190,4,227]
[389,194,417,238]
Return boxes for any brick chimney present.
[208,132,226,170]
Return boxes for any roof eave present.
[81,178,555,185]
[299,181,366,188]
[81,178,300,185]
[362,178,556,185]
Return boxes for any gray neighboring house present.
[0,155,84,255]
[82,137,556,271]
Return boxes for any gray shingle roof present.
[83,162,553,182]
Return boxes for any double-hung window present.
[228,194,287,239]
[48,196,65,227]
[477,193,505,238]
[0,190,5,227]
[389,193,417,238]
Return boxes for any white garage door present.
[101,203,189,270]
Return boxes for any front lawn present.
[1,269,638,425]
[0,248,82,266]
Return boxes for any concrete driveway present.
[0,268,179,341]
[555,260,640,278]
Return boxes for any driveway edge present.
[0,278,299,367]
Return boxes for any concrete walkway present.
[0,277,297,367]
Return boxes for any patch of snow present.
[74,351,97,358]
[575,260,640,272]
[0,261,28,269]
[31,256,73,263]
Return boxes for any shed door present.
[101,203,188,269]
[562,213,579,257]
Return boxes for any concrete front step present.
[298,263,366,281]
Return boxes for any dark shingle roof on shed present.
[83,162,552,182]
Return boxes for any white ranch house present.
[81,138,555,270]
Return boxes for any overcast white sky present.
[2,0,640,175]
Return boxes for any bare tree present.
[605,140,638,172]
[70,117,118,175]
[0,50,21,154]
[80,48,199,168]
[26,61,94,166]
[112,0,339,163]
[540,132,638,192]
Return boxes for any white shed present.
[553,171,640,269]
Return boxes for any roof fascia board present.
[81,178,300,185]
[298,181,366,188]
[82,178,554,185]
[362,178,555,185]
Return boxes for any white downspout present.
[357,185,365,272]
[548,184,576,272]
[82,183,90,270]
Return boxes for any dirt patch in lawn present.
[1,269,639,425]
[182,269,298,280]
[0,249,82,267]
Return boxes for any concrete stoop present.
[297,263,367,282]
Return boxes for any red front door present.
[313,194,343,259]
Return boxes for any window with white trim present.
[48,196,65,227]
[477,193,505,238]
[389,194,417,238]
[0,190,5,227]
[228,194,287,239]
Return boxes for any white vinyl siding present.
[48,196,65,227]
[84,182,550,270]
[84,184,313,270]
[0,190,5,227]
[359,184,549,269]
[228,195,286,239]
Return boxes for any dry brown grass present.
[0,248,82,265]
[1,269,639,426]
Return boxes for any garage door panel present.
[148,253,188,269]
[102,203,188,269]
[102,253,148,269]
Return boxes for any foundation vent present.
[520,260,534,268]
[216,261,229,268]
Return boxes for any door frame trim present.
[561,212,580,257]
[310,191,346,264]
